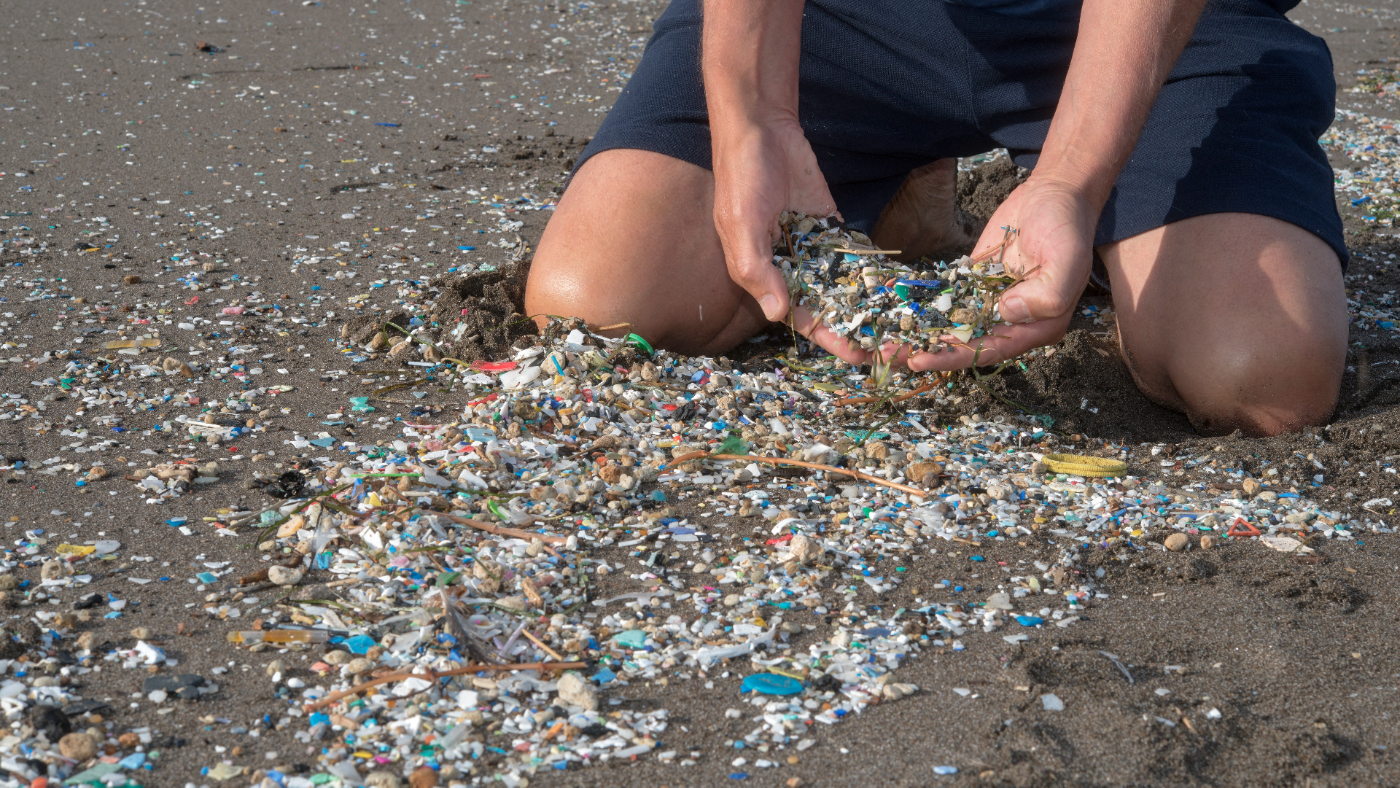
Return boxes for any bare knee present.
[524,149,768,356]
[525,260,649,338]
[1131,333,1344,437]
[1103,213,1348,437]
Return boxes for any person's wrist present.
[708,99,797,141]
[1023,164,1112,212]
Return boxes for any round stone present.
[59,732,97,761]
[268,565,304,586]
[323,649,352,665]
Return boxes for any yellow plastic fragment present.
[55,544,97,557]
[1041,453,1128,478]
[103,338,160,350]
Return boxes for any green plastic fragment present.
[844,430,888,441]
[611,629,648,649]
[64,763,122,786]
[624,333,654,356]
[714,431,749,456]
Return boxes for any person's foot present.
[872,158,974,261]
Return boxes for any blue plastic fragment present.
[117,752,147,770]
[1015,615,1045,627]
[933,765,958,775]
[196,572,218,584]
[345,634,377,654]
[740,673,803,696]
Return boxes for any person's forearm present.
[1037,0,1208,208]
[701,0,805,135]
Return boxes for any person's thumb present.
[996,275,1078,325]
[745,259,790,323]
[722,221,790,323]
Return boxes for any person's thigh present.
[1100,212,1347,437]
[525,149,767,357]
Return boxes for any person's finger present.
[790,174,839,222]
[782,128,840,219]
[995,278,1078,326]
[715,199,791,322]
[907,317,1071,372]
[790,305,869,365]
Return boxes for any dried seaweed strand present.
[437,512,568,546]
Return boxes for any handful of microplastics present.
[775,212,1026,358]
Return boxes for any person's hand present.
[906,175,1097,370]
[821,175,1096,371]
[711,118,871,364]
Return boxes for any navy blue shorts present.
[577,0,1347,264]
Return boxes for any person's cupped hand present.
[791,175,1099,371]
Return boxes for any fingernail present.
[758,294,783,322]
[1001,296,1031,324]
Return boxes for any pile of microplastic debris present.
[776,212,1023,357]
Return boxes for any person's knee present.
[1149,330,1344,437]
[523,148,768,355]
[525,235,763,356]
[523,256,616,332]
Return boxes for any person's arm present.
[910,0,1209,371]
[702,0,867,361]
[1039,0,1208,212]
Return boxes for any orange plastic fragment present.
[1226,516,1261,538]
